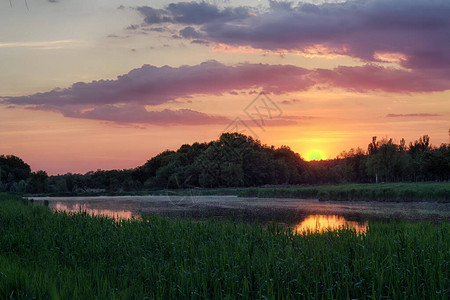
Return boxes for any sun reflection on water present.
[51,202,368,231]
[295,215,368,234]
[54,202,136,220]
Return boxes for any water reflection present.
[295,215,368,234]
[54,202,136,220]
[52,202,368,233]
[51,202,368,233]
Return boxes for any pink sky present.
[1,0,449,175]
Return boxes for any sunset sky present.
[1,0,449,175]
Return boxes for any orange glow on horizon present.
[295,215,368,234]
[2,86,449,176]
[305,151,326,161]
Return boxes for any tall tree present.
[28,170,48,193]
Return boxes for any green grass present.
[238,182,450,202]
[0,193,449,299]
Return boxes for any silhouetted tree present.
[28,170,48,193]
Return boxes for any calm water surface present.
[29,195,449,233]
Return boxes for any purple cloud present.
[315,65,450,93]
[65,105,230,125]
[3,61,314,125]
[4,61,314,108]
[139,1,450,72]
[137,2,251,25]
[191,39,209,45]
[4,60,450,125]
[180,26,204,39]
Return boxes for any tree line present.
[1,132,449,194]
[0,155,48,193]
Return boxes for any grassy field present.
[0,193,449,299]
[237,182,450,202]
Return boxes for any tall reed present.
[0,193,448,299]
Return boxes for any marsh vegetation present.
[1,194,448,299]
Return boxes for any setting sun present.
[306,151,325,161]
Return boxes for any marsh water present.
[29,195,449,232]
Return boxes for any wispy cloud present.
[281,99,301,105]
[64,105,231,126]
[386,113,441,118]
[0,40,87,50]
